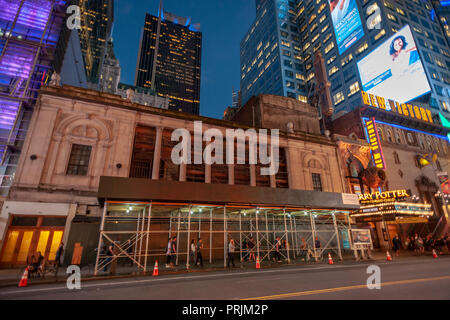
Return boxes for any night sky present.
[113,0,255,119]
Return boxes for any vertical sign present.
[437,172,450,195]
[364,118,386,170]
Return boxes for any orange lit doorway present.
[0,216,65,267]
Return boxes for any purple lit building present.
[0,0,66,197]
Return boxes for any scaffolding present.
[94,201,353,275]
[0,0,66,196]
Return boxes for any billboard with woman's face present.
[328,0,365,54]
[357,25,431,104]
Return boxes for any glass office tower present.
[78,0,114,86]
[135,11,202,115]
[240,0,309,107]
[241,0,450,122]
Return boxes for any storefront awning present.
[98,176,360,210]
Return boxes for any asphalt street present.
[1,257,449,300]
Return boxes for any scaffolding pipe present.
[134,210,141,261]
[239,213,243,262]
[94,200,108,276]
[186,205,192,269]
[256,210,260,261]
[289,215,296,259]
[293,216,299,256]
[264,211,270,260]
[311,212,317,262]
[210,208,212,264]
[332,212,343,261]
[224,206,227,268]
[176,210,181,265]
[144,203,152,272]
[283,209,290,263]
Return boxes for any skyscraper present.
[78,0,114,86]
[0,0,66,196]
[240,0,450,122]
[135,9,202,115]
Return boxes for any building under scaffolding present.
[93,177,358,275]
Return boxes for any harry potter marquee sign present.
[358,189,411,205]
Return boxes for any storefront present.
[87,176,360,274]
[350,189,433,250]
[0,202,72,267]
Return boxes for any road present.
[1,257,449,300]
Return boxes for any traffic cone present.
[152,260,159,276]
[256,256,260,269]
[432,249,438,259]
[18,267,29,287]
[386,251,392,261]
[328,253,334,265]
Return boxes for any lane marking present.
[1,258,448,296]
[242,275,450,300]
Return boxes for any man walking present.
[227,239,236,268]
[196,238,204,267]
[274,236,282,262]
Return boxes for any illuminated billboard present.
[357,25,431,104]
[328,0,365,54]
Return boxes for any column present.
[152,127,163,179]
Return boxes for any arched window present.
[386,129,393,143]
[377,127,384,141]
[394,130,402,144]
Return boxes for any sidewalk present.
[0,250,447,288]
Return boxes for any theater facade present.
[0,86,360,269]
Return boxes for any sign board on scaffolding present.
[341,193,360,206]
[350,229,373,250]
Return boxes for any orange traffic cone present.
[18,267,29,287]
[256,256,260,269]
[432,249,438,259]
[386,251,392,261]
[328,253,334,265]
[153,260,159,276]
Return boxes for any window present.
[312,173,323,191]
[324,41,334,54]
[333,91,345,105]
[328,65,339,76]
[341,53,353,67]
[67,144,92,176]
[348,81,360,96]
[393,152,401,164]
[356,42,368,55]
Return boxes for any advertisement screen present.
[357,25,431,104]
[328,0,365,54]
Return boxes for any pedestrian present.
[190,239,196,263]
[248,237,256,261]
[299,238,310,262]
[103,242,114,272]
[166,237,172,268]
[241,239,248,262]
[415,236,424,255]
[273,236,282,262]
[227,239,236,268]
[54,241,64,268]
[196,238,204,267]
[392,234,402,257]
[166,236,177,268]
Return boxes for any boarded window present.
[130,126,156,179]
[275,148,289,188]
[160,129,180,181]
